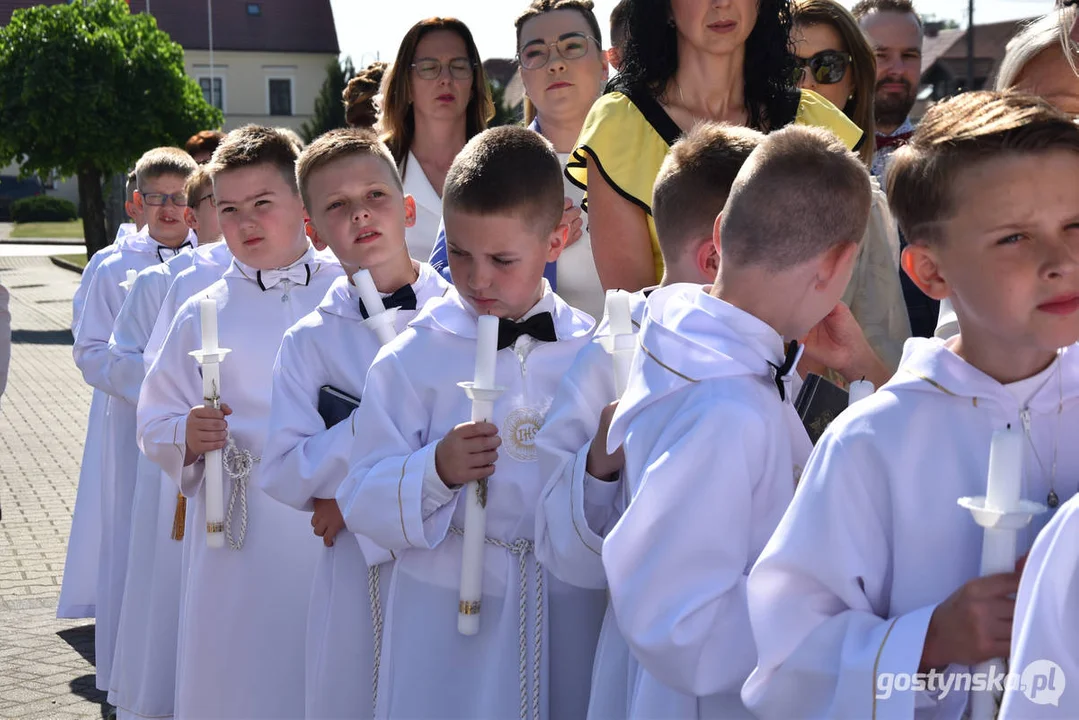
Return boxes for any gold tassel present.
[171,493,187,541]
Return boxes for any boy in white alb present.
[743,92,1079,720]
[58,171,144,621]
[1000,493,1079,717]
[107,166,223,720]
[73,147,198,692]
[259,128,449,719]
[603,125,872,719]
[534,123,764,720]
[336,127,597,720]
[137,126,342,720]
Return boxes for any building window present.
[268,78,292,116]
[246,3,261,15]
[198,77,224,110]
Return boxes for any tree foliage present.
[300,57,357,143]
[0,0,222,255]
[487,80,522,127]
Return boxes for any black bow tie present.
[767,341,801,401]
[497,312,557,350]
[157,241,192,263]
[359,283,417,319]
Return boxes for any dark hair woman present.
[567,0,864,292]
[379,18,494,261]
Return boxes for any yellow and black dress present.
[567,83,865,284]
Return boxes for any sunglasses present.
[791,50,852,85]
[517,32,598,71]
[139,191,188,207]
[411,57,474,81]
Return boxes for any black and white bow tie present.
[359,283,417,319]
[157,241,192,262]
[768,340,802,402]
[497,312,557,350]
[256,264,311,291]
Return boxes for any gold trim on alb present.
[459,600,482,615]
[206,521,225,533]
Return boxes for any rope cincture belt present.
[448,526,544,720]
[222,436,259,551]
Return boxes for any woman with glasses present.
[514,0,609,318]
[567,0,864,293]
[791,0,911,372]
[379,18,494,261]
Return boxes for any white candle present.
[474,315,499,390]
[607,290,632,337]
[202,360,225,550]
[458,314,501,635]
[985,426,1022,514]
[353,269,384,317]
[848,379,874,406]
[199,298,218,354]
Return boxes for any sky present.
[328,0,1058,65]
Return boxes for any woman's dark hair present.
[343,61,387,129]
[617,0,799,131]
[380,18,495,170]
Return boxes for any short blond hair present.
[720,125,870,270]
[653,123,763,265]
[183,165,213,208]
[134,147,196,189]
[888,91,1079,246]
[207,125,300,192]
[296,128,402,210]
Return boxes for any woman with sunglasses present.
[791,0,911,372]
[379,18,494,261]
[567,0,864,293]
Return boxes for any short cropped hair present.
[443,126,564,233]
[183,165,213,208]
[652,123,763,264]
[134,147,197,189]
[720,125,871,271]
[888,91,1079,246]
[851,0,922,27]
[275,127,306,152]
[296,128,402,210]
[185,130,226,159]
[125,169,137,204]
[207,125,301,193]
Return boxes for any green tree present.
[0,0,222,258]
[487,80,522,127]
[300,57,357,144]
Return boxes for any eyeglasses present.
[518,32,598,70]
[139,191,188,207]
[193,192,214,208]
[411,57,474,81]
[791,50,852,85]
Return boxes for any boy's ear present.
[125,200,138,222]
[711,212,724,257]
[901,243,950,300]
[403,195,417,229]
[814,240,859,290]
[133,191,145,215]
[546,223,568,263]
[695,236,719,283]
[305,220,328,251]
[183,207,199,231]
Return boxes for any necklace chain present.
[1017,355,1063,509]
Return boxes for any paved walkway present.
[1,256,107,719]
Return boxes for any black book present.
[794,373,849,445]
[317,385,361,429]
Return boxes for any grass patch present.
[10,220,84,239]
[54,253,88,269]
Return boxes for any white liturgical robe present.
[138,246,341,720]
[602,283,812,719]
[260,262,449,720]
[1000,492,1079,718]
[743,339,1079,720]
[336,284,599,720]
[533,289,651,720]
